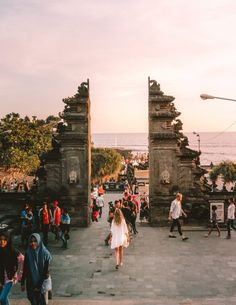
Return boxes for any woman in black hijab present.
[0,231,18,305]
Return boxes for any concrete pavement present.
[10,193,236,305]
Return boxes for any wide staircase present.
[8,193,236,305]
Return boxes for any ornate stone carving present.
[69,170,77,184]
[160,170,170,184]
[149,80,164,95]
[77,82,89,97]
[173,119,183,133]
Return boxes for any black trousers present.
[227,219,236,236]
[42,224,49,246]
[98,207,103,217]
[170,218,183,236]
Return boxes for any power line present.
[205,120,236,141]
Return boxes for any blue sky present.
[1,0,236,133]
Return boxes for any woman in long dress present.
[21,233,52,305]
[110,208,129,269]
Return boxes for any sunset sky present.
[1,0,236,133]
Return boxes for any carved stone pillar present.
[148,78,206,225]
[58,80,91,226]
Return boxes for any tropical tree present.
[209,160,236,186]
[0,113,122,181]
[0,113,58,175]
[91,148,122,183]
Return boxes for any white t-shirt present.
[170,199,182,219]
[228,204,235,220]
[96,196,104,207]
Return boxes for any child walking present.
[205,205,221,237]
[60,208,71,249]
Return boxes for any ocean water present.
[92,132,236,166]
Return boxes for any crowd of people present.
[204,197,236,239]
[90,185,149,269]
[0,199,71,305]
[0,231,52,305]
[0,177,37,193]
[2,189,236,304]
[20,200,71,249]
[168,193,236,241]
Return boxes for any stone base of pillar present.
[61,196,91,227]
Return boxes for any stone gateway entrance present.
[38,78,209,226]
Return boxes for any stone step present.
[10,297,236,305]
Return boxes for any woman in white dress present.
[110,208,129,269]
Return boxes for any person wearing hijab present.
[21,233,52,305]
[0,231,19,305]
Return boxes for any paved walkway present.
[10,193,236,304]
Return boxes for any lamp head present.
[200,94,215,100]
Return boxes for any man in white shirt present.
[96,193,105,218]
[226,198,236,239]
[168,193,188,241]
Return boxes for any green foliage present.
[92,148,122,183]
[0,112,56,175]
[210,160,236,183]
[115,149,132,160]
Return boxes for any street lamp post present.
[193,131,200,153]
[200,94,236,102]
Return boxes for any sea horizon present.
[92,132,236,166]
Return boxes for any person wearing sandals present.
[21,233,52,305]
[110,209,129,270]
[168,193,189,241]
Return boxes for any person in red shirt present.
[52,200,61,241]
[38,202,52,246]
[98,184,104,196]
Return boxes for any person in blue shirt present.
[20,203,30,247]
[60,208,71,249]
